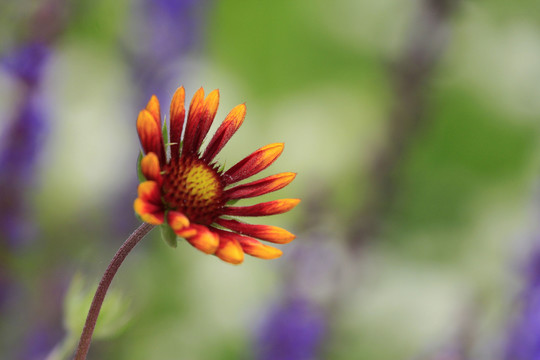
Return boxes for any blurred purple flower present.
[129,0,206,103]
[19,325,64,360]
[504,244,540,360]
[1,42,50,86]
[0,269,10,309]
[255,297,326,360]
[0,44,49,247]
[0,42,50,352]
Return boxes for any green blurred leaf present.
[64,273,132,341]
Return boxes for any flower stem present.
[73,222,154,360]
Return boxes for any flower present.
[0,43,50,246]
[255,297,326,360]
[1,42,49,86]
[504,242,540,360]
[134,86,299,264]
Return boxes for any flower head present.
[134,86,299,264]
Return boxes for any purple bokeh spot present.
[256,297,326,360]
[19,324,64,360]
[504,244,540,360]
[0,40,49,248]
[153,0,198,14]
[0,95,48,179]
[1,42,50,86]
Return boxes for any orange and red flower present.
[134,86,299,264]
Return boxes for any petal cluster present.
[134,86,299,264]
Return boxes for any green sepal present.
[136,152,146,183]
[218,161,227,173]
[160,224,178,248]
[162,118,168,144]
[227,199,240,206]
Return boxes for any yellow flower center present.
[162,156,225,225]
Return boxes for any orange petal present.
[174,227,198,238]
[191,89,220,153]
[134,198,164,225]
[137,109,165,163]
[167,211,190,231]
[214,230,244,265]
[141,152,162,183]
[223,143,284,185]
[182,87,205,155]
[184,225,219,254]
[236,236,283,260]
[137,181,162,204]
[224,172,296,200]
[202,103,246,163]
[145,95,161,128]
[223,199,300,217]
[216,218,295,244]
[169,86,185,160]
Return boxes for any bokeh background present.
[2,0,540,359]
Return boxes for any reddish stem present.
[74,222,154,360]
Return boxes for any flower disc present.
[162,156,225,225]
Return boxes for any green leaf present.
[136,152,146,183]
[160,224,178,248]
[64,273,132,340]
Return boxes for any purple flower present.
[18,325,64,360]
[1,42,49,86]
[504,244,540,360]
[0,93,48,247]
[127,0,208,103]
[255,297,326,360]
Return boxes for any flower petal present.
[213,230,244,265]
[236,235,283,259]
[222,199,300,217]
[202,103,246,163]
[224,172,296,200]
[174,227,198,239]
[134,198,164,225]
[145,95,161,128]
[192,89,219,155]
[184,225,219,254]
[216,218,295,244]
[182,87,205,155]
[169,86,185,160]
[137,109,165,163]
[222,143,284,185]
[137,181,162,204]
[167,211,190,231]
[140,152,162,183]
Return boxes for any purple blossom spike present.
[127,0,207,103]
[255,297,326,360]
[504,243,540,360]
[1,42,50,86]
[0,44,49,247]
